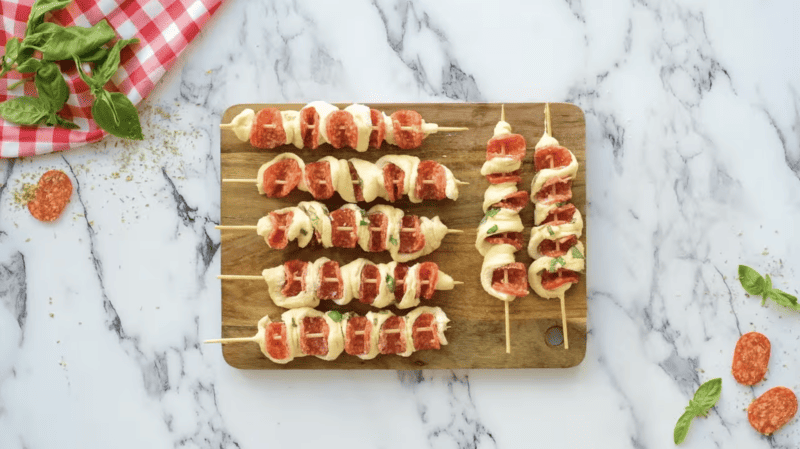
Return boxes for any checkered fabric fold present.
[0,0,221,158]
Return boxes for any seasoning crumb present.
[111,172,120,179]
[49,313,54,318]
[25,238,30,242]
[126,175,133,182]
[762,249,769,256]
[12,183,37,207]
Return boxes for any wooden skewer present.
[204,336,258,344]
[505,300,511,354]
[222,178,257,183]
[560,295,569,350]
[323,277,339,282]
[456,181,470,186]
[433,126,469,132]
[544,103,552,137]
[336,226,353,231]
[354,330,366,336]
[453,281,464,285]
[306,333,325,338]
[216,225,258,231]
[446,229,464,235]
[219,123,235,130]
[222,123,468,133]
[383,329,401,334]
[218,275,263,280]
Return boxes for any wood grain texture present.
[219,103,586,369]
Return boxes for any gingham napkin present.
[0,0,221,158]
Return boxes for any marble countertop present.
[1,1,799,447]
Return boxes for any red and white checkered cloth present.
[0,0,221,158]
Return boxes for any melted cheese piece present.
[256,153,307,195]
[480,158,521,176]
[383,114,395,145]
[527,212,584,259]
[281,110,300,146]
[480,243,520,302]
[344,104,372,153]
[482,183,519,213]
[528,242,585,300]
[347,158,387,202]
[475,209,524,257]
[229,109,255,142]
[404,306,450,350]
[281,308,344,361]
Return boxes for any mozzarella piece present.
[535,132,560,150]
[391,216,449,263]
[344,104,373,153]
[530,150,578,199]
[255,206,313,248]
[261,263,320,309]
[229,108,255,142]
[280,110,300,146]
[528,242,585,299]
[404,306,450,350]
[482,183,519,213]
[528,214,584,259]
[281,308,344,361]
[480,243,520,302]
[298,201,333,248]
[396,263,421,309]
[348,158,387,202]
[475,209,524,257]
[480,158,521,176]
[375,155,420,201]
[256,153,307,195]
[303,101,339,144]
[361,204,403,253]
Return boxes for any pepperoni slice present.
[318,260,343,300]
[538,235,579,258]
[348,161,365,202]
[748,387,797,435]
[344,316,373,356]
[262,158,302,198]
[282,260,308,297]
[487,134,526,161]
[732,332,771,386]
[542,204,577,226]
[491,263,528,296]
[303,160,335,200]
[393,264,409,303]
[485,232,524,251]
[264,322,291,361]
[358,264,381,305]
[399,215,424,254]
[367,213,388,252]
[486,170,522,184]
[379,316,407,354]
[27,170,72,222]
[299,317,329,356]
[330,208,358,248]
[325,110,358,149]
[417,262,439,300]
[534,146,572,171]
[369,109,386,149]
[415,160,447,201]
[412,313,440,351]
[267,211,293,249]
[540,268,580,290]
[390,110,423,149]
[382,163,405,202]
[300,107,321,149]
[250,108,286,149]
[492,191,529,212]
[534,177,573,204]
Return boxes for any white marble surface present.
[1,0,799,447]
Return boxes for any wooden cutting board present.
[219,103,586,369]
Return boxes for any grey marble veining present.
[1,0,799,448]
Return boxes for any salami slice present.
[390,110,423,149]
[491,263,528,296]
[486,170,522,184]
[379,316,407,354]
[250,107,287,149]
[542,204,577,226]
[27,170,73,222]
[538,235,579,258]
[412,313,440,351]
[382,163,405,202]
[369,109,386,149]
[487,134,526,161]
[304,160,335,200]
[267,211,294,249]
[262,158,302,197]
[748,387,797,435]
[485,232,524,251]
[732,332,771,386]
[330,208,358,248]
[264,322,291,361]
[318,260,343,300]
[325,110,358,149]
[281,260,308,297]
[394,264,409,303]
[534,177,573,204]
[299,316,329,356]
[367,212,388,252]
[541,268,580,290]
[300,107,321,149]
[534,146,572,171]
[399,215,424,254]
[344,316,373,356]
[492,191,529,212]
[348,161,365,202]
[358,264,381,305]
[415,160,447,201]
[417,262,439,300]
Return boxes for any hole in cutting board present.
[545,326,564,347]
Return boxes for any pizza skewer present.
[222,153,468,203]
[218,259,462,309]
[204,306,450,363]
[216,201,463,262]
[220,102,468,151]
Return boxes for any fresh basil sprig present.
[673,378,722,444]
[738,265,799,311]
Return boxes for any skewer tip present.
[453,281,464,285]
[456,181,470,186]
[501,104,505,122]
[446,229,464,235]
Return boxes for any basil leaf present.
[95,38,138,85]
[35,61,69,110]
[326,310,343,323]
[91,91,143,140]
[75,46,108,63]
[35,20,116,61]
[15,55,42,73]
[389,235,398,246]
[2,37,21,72]
[53,114,79,129]
[763,274,773,305]
[738,265,765,296]
[548,256,566,273]
[687,378,721,415]
[26,0,72,37]
[0,96,50,125]
[486,208,500,218]
[570,246,584,259]
[767,289,800,311]
[547,225,555,236]
[385,274,395,293]
[360,220,369,226]
[673,411,694,445]
[72,56,102,91]
[486,224,499,234]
